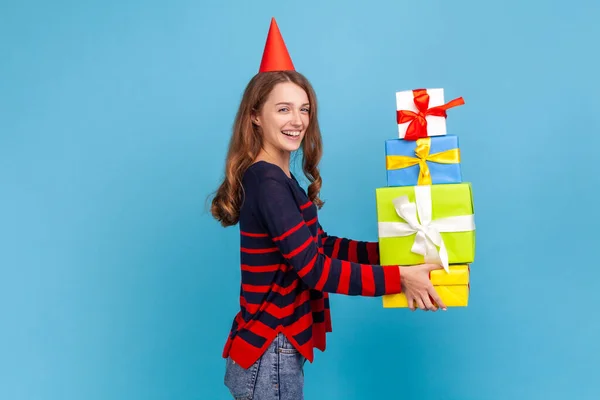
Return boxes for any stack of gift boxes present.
[375,88,476,308]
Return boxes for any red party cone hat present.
[259,17,295,72]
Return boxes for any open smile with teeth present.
[281,130,301,137]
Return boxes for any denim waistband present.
[267,332,297,353]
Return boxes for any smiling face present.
[253,81,310,160]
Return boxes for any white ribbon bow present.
[378,185,475,272]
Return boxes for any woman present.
[210,18,445,400]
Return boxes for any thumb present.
[424,263,444,272]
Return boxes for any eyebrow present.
[275,102,310,106]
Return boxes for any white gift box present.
[396,88,448,139]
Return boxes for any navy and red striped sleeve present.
[318,223,380,264]
[255,178,402,296]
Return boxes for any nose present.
[290,110,303,127]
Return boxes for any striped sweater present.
[222,161,403,369]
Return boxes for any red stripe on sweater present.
[312,322,327,350]
[241,247,278,254]
[242,283,272,293]
[234,312,245,329]
[337,261,351,294]
[228,335,263,369]
[361,265,375,296]
[383,265,402,294]
[263,292,311,319]
[314,257,331,291]
[241,263,282,272]
[297,254,317,278]
[273,221,304,242]
[240,296,260,314]
[348,240,358,263]
[300,201,312,210]
[310,297,325,313]
[241,231,268,237]
[367,242,378,264]
[306,216,317,226]
[240,302,313,345]
[244,319,276,340]
[332,238,341,258]
[284,236,312,258]
[285,312,313,335]
[272,280,300,296]
[242,278,299,296]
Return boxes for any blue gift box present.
[385,135,463,187]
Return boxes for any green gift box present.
[375,183,475,269]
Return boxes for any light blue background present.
[2,0,599,399]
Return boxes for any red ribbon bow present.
[396,89,465,140]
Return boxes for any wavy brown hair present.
[210,70,324,227]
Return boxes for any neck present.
[255,149,291,178]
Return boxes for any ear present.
[251,111,261,126]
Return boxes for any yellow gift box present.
[383,285,469,308]
[429,264,469,285]
[383,264,470,308]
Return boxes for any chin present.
[278,137,304,153]
[287,143,303,152]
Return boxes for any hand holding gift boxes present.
[376,184,475,308]
[382,265,470,308]
[377,88,475,309]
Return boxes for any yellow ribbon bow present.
[385,138,460,185]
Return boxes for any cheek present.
[264,120,281,136]
[270,116,286,131]
[302,115,310,127]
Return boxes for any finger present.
[406,295,415,311]
[425,263,444,272]
[422,293,437,311]
[428,287,447,311]
[415,296,426,311]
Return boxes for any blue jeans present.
[224,332,306,399]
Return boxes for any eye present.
[301,107,310,113]
[278,107,289,112]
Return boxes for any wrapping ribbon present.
[396,89,465,140]
[385,138,460,185]
[377,185,475,272]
